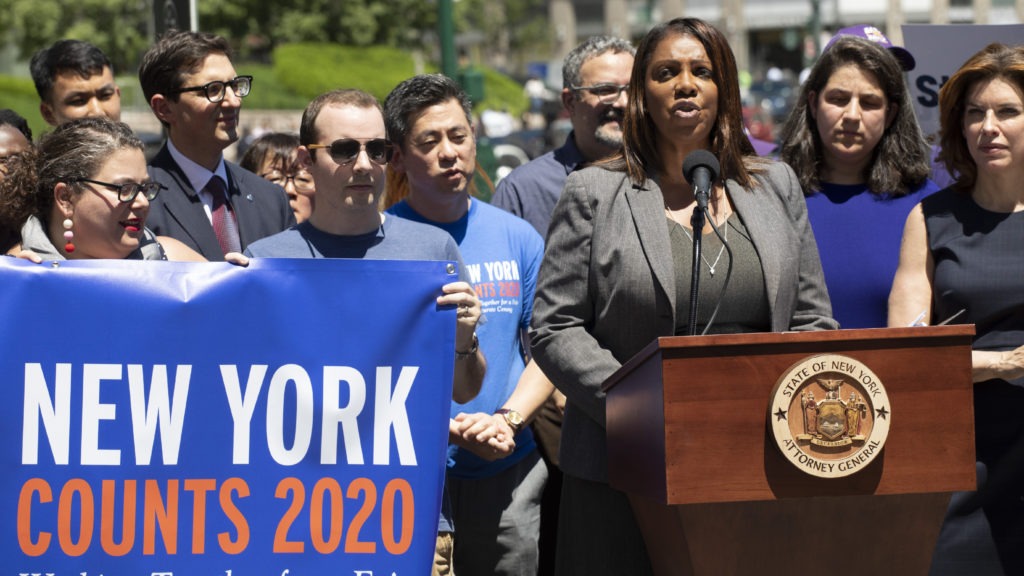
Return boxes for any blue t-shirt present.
[244,216,462,265]
[388,199,545,480]
[244,215,463,533]
[806,180,940,329]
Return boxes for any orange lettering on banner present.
[218,477,250,554]
[185,479,216,553]
[143,479,178,554]
[57,478,94,556]
[100,479,136,556]
[17,478,52,556]
[382,479,414,554]
[345,478,376,554]
[273,477,305,553]
[310,478,343,554]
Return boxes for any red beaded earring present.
[62,217,75,254]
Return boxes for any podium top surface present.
[602,325,974,393]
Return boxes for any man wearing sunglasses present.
[489,35,634,576]
[245,88,487,576]
[384,74,554,576]
[138,30,294,261]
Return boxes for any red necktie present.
[206,175,241,255]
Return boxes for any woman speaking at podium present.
[529,17,837,575]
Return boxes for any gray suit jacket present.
[529,160,837,482]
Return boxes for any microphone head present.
[683,149,720,184]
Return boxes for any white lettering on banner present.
[374,366,417,466]
[223,364,419,466]
[22,363,192,466]
[129,365,191,465]
[221,364,268,465]
[266,364,315,466]
[322,366,368,465]
[22,363,418,467]
[81,364,122,465]
[22,363,72,465]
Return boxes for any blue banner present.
[0,257,457,575]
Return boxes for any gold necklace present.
[666,209,729,276]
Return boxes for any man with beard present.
[492,36,634,237]
[138,30,293,261]
[489,35,633,576]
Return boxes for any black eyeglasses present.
[307,138,393,165]
[74,178,163,203]
[571,83,628,103]
[170,75,253,103]
[261,169,315,193]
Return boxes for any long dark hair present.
[779,36,930,196]
[619,17,761,187]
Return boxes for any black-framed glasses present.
[261,169,315,193]
[170,75,253,103]
[74,178,163,203]
[307,138,393,165]
[571,83,628,103]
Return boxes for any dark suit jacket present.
[529,161,837,483]
[147,144,295,261]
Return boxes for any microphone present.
[682,150,720,210]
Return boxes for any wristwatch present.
[455,332,479,360]
[495,408,524,435]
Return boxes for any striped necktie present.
[206,175,241,255]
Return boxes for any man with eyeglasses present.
[383,73,553,576]
[489,35,634,576]
[30,39,122,127]
[492,36,634,238]
[138,30,293,261]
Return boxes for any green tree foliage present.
[200,0,437,60]
[0,0,149,75]
[1,0,548,77]
[273,43,419,103]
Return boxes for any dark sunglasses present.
[307,138,393,165]
[74,178,163,203]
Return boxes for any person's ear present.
[561,88,576,115]
[40,101,57,127]
[150,94,174,125]
[389,144,406,175]
[296,146,313,168]
[54,182,75,215]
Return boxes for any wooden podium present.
[602,326,976,576]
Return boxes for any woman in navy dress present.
[889,42,1024,575]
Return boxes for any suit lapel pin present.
[246,194,254,201]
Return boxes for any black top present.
[669,214,770,335]
[924,188,1024,352]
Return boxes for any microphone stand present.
[687,190,709,336]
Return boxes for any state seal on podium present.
[768,354,891,478]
